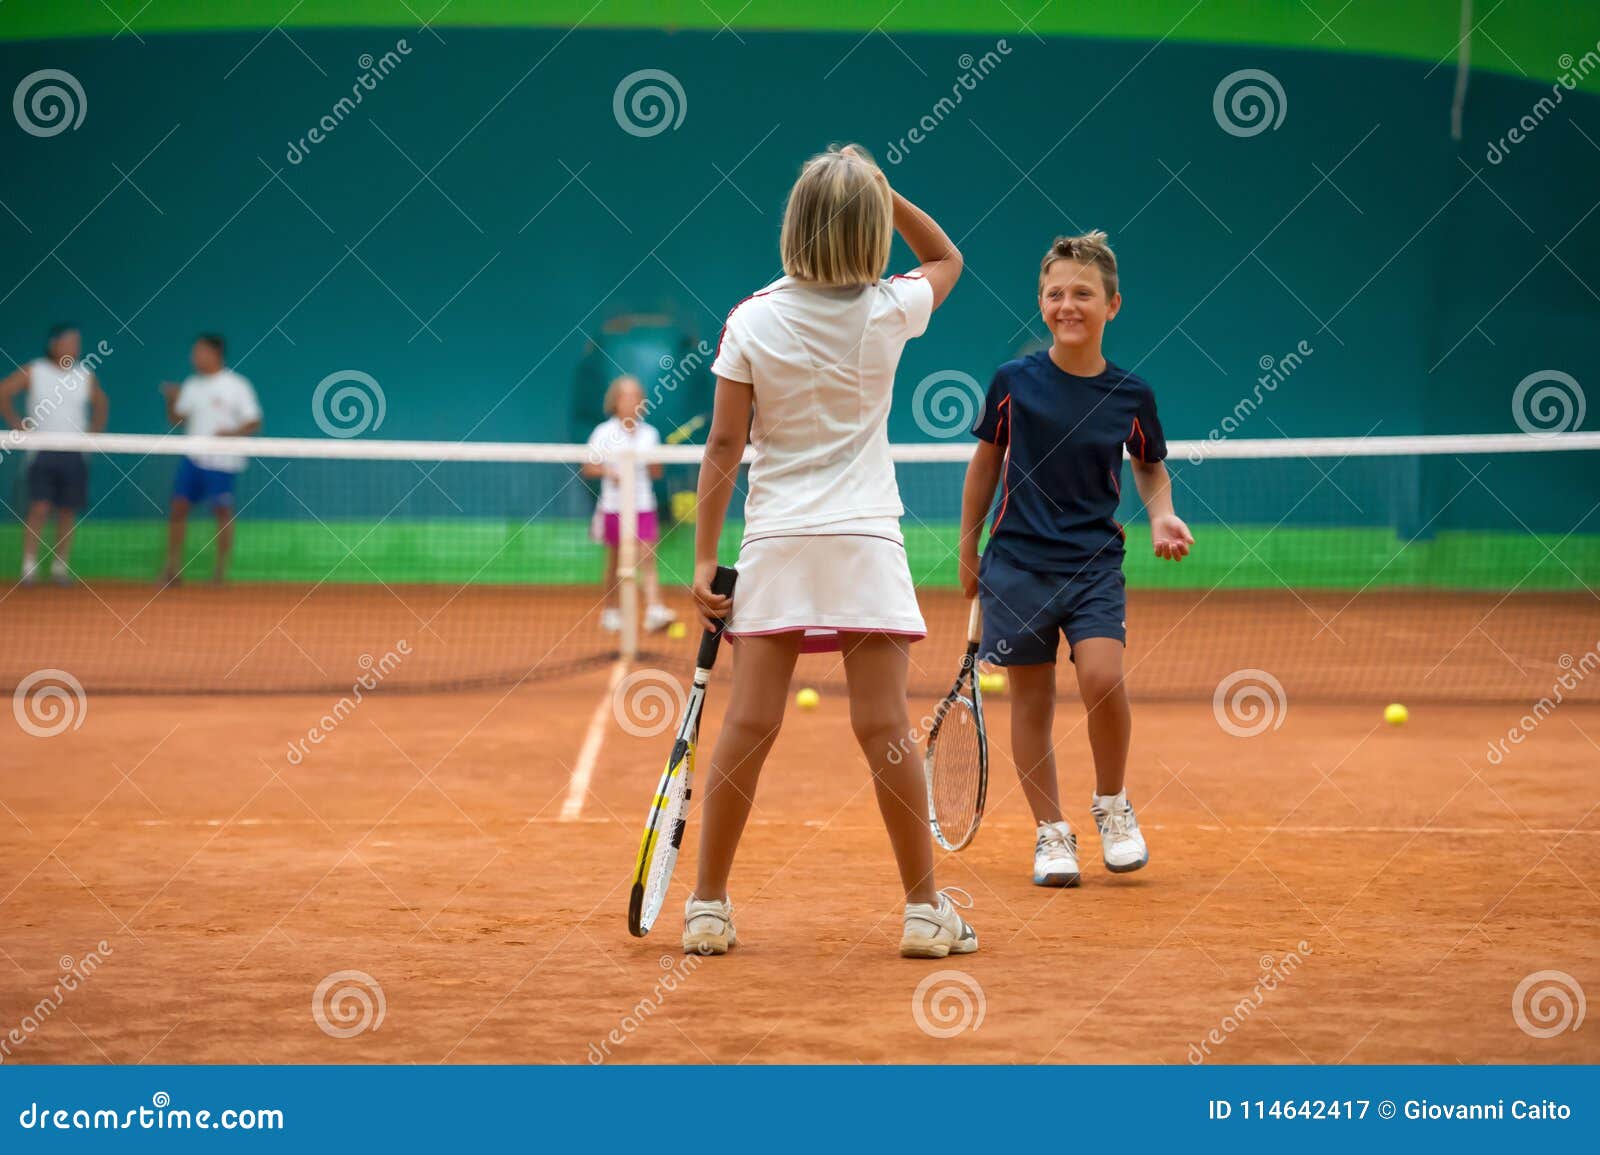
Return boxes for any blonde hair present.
[780,145,893,286]
[1039,231,1118,299]
[604,374,644,418]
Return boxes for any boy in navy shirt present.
[960,232,1193,886]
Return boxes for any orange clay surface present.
[2,665,1597,1065]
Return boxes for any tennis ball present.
[979,671,1007,694]
[796,687,820,710]
[667,621,687,640]
[1384,702,1408,726]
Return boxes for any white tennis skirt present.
[726,520,927,654]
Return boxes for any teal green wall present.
[2,22,1597,534]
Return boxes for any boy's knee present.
[1077,668,1124,706]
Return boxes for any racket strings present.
[929,697,983,845]
[641,756,692,927]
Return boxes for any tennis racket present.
[925,599,989,852]
[627,564,737,937]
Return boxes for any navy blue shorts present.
[978,549,1126,666]
[26,452,88,510]
[173,457,236,507]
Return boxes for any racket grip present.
[697,566,738,669]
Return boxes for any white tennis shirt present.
[711,271,934,538]
[586,417,660,513]
[26,358,93,434]
[176,369,262,473]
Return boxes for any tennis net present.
[3,430,1597,703]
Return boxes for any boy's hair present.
[196,333,226,357]
[780,145,892,287]
[45,322,79,352]
[603,374,643,417]
[1039,231,1118,299]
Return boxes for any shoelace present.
[1037,824,1076,853]
[1097,804,1136,841]
[938,886,974,912]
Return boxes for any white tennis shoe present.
[1033,820,1081,887]
[1091,791,1149,873]
[644,603,677,632]
[600,608,623,633]
[900,888,978,958]
[682,894,737,955]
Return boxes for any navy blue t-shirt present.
[972,351,1167,573]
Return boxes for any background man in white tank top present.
[0,324,110,586]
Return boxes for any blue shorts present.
[978,549,1127,666]
[173,457,236,507]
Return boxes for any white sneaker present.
[1091,791,1149,873]
[682,894,737,955]
[51,561,72,587]
[900,888,978,959]
[600,607,623,633]
[1033,820,1081,887]
[644,603,677,632]
[20,558,40,587]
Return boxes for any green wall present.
[2,9,1597,541]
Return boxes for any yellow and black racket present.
[925,599,989,851]
[627,565,737,936]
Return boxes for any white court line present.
[112,818,1600,836]
[559,658,629,822]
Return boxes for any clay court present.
[3,584,1596,1065]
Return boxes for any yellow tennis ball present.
[979,671,1007,694]
[796,687,820,710]
[667,621,687,640]
[1384,703,1408,726]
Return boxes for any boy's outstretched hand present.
[1151,513,1193,560]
